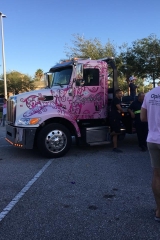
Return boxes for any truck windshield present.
[51,67,72,87]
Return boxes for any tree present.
[119,34,160,87]
[0,71,35,96]
[35,69,44,81]
[34,69,46,89]
[0,80,4,95]
[65,34,117,60]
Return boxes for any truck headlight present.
[17,118,41,125]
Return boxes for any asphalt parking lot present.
[0,126,160,240]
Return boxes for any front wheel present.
[37,123,72,158]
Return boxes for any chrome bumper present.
[6,124,36,149]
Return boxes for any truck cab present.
[6,57,128,158]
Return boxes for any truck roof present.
[49,61,73,72]
[49,57,115,72]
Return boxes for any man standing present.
[141,86,160,222]
[109,89,124,153]
[128,92,148,151]
[128,76,138,101]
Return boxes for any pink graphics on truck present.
[6,57,129,158]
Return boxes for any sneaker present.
[112,148,123,153]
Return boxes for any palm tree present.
[35,69,44,81]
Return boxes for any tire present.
[37,123,72,158]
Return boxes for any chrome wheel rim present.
[45,129,67,153]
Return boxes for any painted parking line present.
[0,159,53,222]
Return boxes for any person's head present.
[138,92,145,102]
[115,89,123,99]
[129,76,136,83]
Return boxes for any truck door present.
[71,64,107,120]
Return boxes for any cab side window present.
[83,68,99,86]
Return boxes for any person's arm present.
[116,104,124,113]
[135,85,138,95]
[128,102,135,118]
[140,107,147,122]
[128,83,130,95]
[128,108,135,118]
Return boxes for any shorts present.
[110,117,121,134]
[147,142,160,168]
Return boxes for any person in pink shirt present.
[141,86,160,222]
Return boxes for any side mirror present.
[75,63,84,86]
[44,72,52,88]
[76,63,83,80]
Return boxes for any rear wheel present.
[37,123,72,158]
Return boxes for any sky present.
[0,0,160,78]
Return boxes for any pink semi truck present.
[5,58,132,158]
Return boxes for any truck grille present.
[7,97,16,123]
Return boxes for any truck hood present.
[14,88,53,99]
[14,86,70,124]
